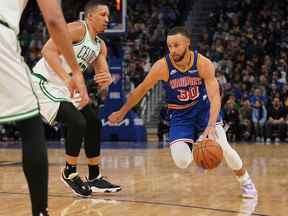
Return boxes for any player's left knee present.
[170,141,193,169]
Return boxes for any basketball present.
[193,139,223,170]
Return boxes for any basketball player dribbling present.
[108,27,257,198]
[0,1,89,215]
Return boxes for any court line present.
[0,161,95,167]
[0,191,270,216]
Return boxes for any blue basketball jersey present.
[163,49,209,112]
[162,50,222,143]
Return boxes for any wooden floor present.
[0,143,287,216]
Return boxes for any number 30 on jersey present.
[177,86,199,101]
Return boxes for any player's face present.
[167,34,190,62]
[88,5,110,32]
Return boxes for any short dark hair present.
[167,26,191,39]
[84,0,108,16]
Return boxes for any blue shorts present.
[168,102,222,144]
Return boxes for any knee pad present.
[170,141,193,169]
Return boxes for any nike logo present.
[170,69,177,75]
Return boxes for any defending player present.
[32,0,120,197]
[108,27,257,198]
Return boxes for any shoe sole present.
[241,194,258,199]
[91,187,121,193]
[60,174,91,198]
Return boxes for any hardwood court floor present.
[0,143,287,216]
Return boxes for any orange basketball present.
[193,139,223,170]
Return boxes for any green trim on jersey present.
[73,21,87,47]
[39,80,68,102]
[32,73,68,102]
[32,72,48,82]
[0,108,39,123]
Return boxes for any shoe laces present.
[72,174,90,190]
[86,176,114,186]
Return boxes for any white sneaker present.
[241,179,257,199]
[266,138,271,145]
[256,137,260,142]
[275,138,280,145]
[238,198,258,216]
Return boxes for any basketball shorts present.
[31,73,71,125]
[0,24,39,123]
[168,104,222,144]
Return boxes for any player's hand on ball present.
[94,71,113,90]
[200,125,217,141]
[108,111,125,124]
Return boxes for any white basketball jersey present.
[0,0,28,34]
[33,21,102,85]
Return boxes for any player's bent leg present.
[215,125,243,170]
[56,102,92,197]
[215,125,257,198]
[17,115,49,216]
[81,105,121,193]
[170,140,193,169]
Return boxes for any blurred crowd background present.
[1,0,288,144]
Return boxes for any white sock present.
[215,125,243,170]
[237,171,250,184]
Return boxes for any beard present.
[172,49,188,62]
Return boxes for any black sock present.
[64,162,77,177]
[17,115,48,216]
[89,164,100,180]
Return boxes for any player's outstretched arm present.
[108,59,166,124]
[198,54,221,140]
[36,0,89,106]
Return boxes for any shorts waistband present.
[168,101,198,110]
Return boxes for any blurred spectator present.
[265,97,286,143]
[239,99,253,141]
[0,124,20,142]
[252,99,267,142]
[157,104,169,142]
[223,99,241,141]
[250,88,267,106]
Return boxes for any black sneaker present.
[60,169,92,197]
[87,176,121,193]
[39,209,49,216]
[39,211,49,216]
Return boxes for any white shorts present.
[0,24,39,123]
[31,73,71,124]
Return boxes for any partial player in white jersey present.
[0,0,89,215]
[32,0,121,197]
